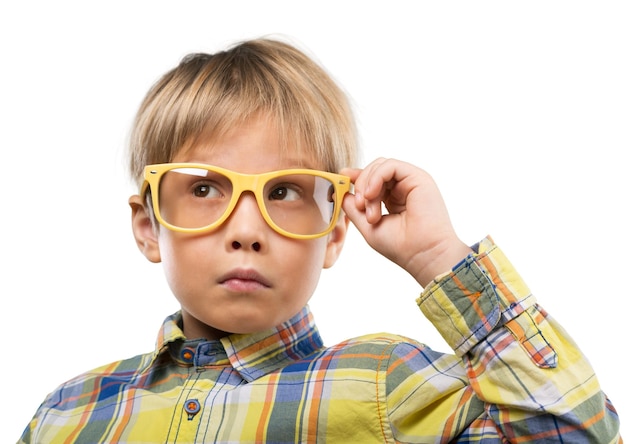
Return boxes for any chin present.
[221,311,290,335]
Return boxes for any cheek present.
[156,230,329,306]
[158,232,210,294]
[281,239,328,289]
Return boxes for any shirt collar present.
[150,306,325,382]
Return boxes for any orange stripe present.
[442,387,473,438]
[386,346,420,374]
[256,373,279,442]
[63,361,119,443]
[306,358,329,436]
[452,273,489,324]
[480,254,518,305]
[108,388,136,442]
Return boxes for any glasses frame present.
[141,163,351,239]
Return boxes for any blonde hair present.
[128,38,358,188]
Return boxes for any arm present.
[418,236,621,441]
[342,158,621,442]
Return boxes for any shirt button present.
[184,399,201,420]
[181,347,195,364]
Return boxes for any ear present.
[323,214,349,268]
[129,194,161,263]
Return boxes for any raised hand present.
[341,158,472,287]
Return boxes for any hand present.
[341,158,472,287]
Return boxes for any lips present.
[218,268,271,291]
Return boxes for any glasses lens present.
[154,166,340,237]
[158,167,233,229]
[263,173,336,236]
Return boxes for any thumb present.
[341,193,373,240]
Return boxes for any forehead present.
[172,116,322,172]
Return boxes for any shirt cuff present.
[417,236,536,356]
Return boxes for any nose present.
[224,192,267,252]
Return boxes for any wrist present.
[408,239,473,287]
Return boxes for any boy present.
[20,38,621,443]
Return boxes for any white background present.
[2,1,624,439]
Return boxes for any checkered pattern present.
[20,238,621,443]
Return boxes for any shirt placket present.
[166,341,242,443]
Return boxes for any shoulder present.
[320,333,462,377]
[320,333,432,367]
[329,332,427,350]
[41,350,157,410]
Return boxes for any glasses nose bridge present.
[230,172,266,209]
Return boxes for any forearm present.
[417,237,621,442]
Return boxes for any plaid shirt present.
[20,237,621,443]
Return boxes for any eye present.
[192,182,223,199]
[268,184,302,201]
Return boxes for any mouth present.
[218,268,271,292]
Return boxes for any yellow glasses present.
[141,163,351,239]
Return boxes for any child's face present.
[130,116,348,340]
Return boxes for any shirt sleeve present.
[414,236,621,442]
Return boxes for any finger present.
[361,159,404,223]
[352,158,387,217]
[341,193,375,239]
[362,158,413,201]
[350,158,386,194]
[339,167,362,180]
[340,167,366,208]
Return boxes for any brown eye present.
[268,184,301,201]
[193,183,222,198]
